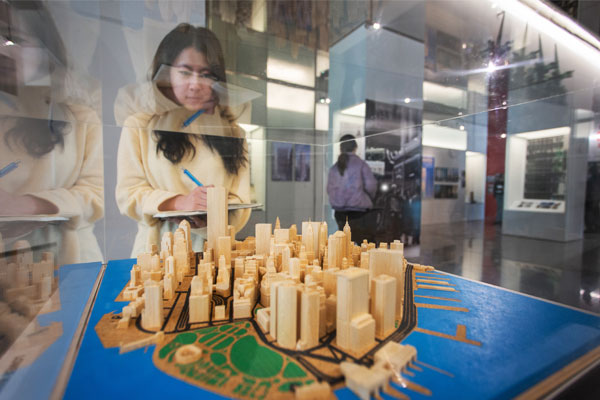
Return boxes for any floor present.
[412,221,600,314]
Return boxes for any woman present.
[327,134,377,243]
[115,24,250,256]
[0,1,104,265]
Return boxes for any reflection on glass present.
[0,0,103,366]
[0,1,103,265]
[115,24,252,257]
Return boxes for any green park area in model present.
[155,322,315,399]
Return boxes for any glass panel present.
[2,0,600,397]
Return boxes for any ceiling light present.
[372,22,381,30]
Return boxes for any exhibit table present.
[51,258,600,399]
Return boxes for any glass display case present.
[1,0,600,399]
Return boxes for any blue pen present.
[182,109,205,128]
[0,160,20,178]
[182,168,203,187]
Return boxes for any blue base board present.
[65,260,600,399]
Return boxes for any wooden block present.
[117,316,130,329]
[123,286,144,301]
[390,240,404,253]
[336,268,369,322]
[327,232,346,270]
[150,271,161,282]
[372,274,396,339]
[349,313,375,354]
[318,222,328,260]
[343,220,352,258]
[214,305,226,320]
[255,224,272,256]
[216,236,232,267]
[234,257,245,279]
[270,280,285,339]
[298,289,320,350]
[276,283,298,349]
[207,186,228,254]
[336,268,370,350]
[318,302,327,338]
[325,295,336,334]
[137,253,151,271]
[163,274,175,300]
[256,307,270,333]
[289,258,301,282]
[274,228,290,244]
[141,281,163,330]
[233,298,252,319]
[189,294,210,323]
[369,248,405,318]
[340,362,391,400]
[174,228,190,274]
[373,341,416,373]
[227,224,236,241]
[323,267,339,297]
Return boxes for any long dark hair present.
[337,134,358,176]
[3,1,70,157]
[150,24,246,175]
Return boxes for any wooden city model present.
[111,187,434,399]
[0,234,62,372]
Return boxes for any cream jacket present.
[115,83,251,256]
[0,87,104,265]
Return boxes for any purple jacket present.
[327,153,377,211]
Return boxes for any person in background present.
[115,24,250,257]
[327,134,377,243]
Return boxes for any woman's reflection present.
[0,0,103,266]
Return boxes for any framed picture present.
[294,144,311,182]
[271,142,293,181]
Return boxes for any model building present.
[0,235,62,372]
[96,187,435,399]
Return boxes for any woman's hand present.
[0,189,58,215]
[159,185,213,212]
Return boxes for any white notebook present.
[153,203,263,219]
